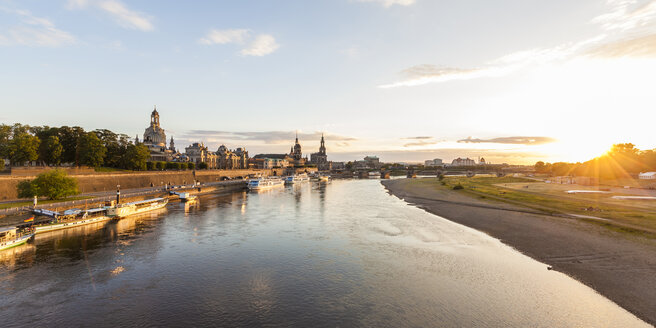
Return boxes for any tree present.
[179,162,188,170]
[146,161,155,170]
[39,135,63,166]
[156,161,165,170]
[94,129,130,168]
[8,133,40,165]
[166,162,176,170]
[17,180,37,198]
[187,162,195,170]
[57,126,85,165]
[121,144,149,170]
[0,124,13,159]
[198,162,208,170]
[17,169,79,200]
[78,132,106,167]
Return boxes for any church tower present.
[319,133,326,155]
[292,131,302,160]
[151,106,160,128]
[169,136,175,152]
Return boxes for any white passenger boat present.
[248,177,285,190]
[284,174,310,185]
[0,226,34,251]
[106,197,168,218]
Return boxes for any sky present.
[1,0,656,164]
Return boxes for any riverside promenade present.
[0,180,247,225]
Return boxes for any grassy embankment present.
[0,196,96,210]
[416,176,656,235]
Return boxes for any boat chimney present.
[116,184,121,204]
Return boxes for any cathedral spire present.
[319,133,326,155]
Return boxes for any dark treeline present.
[0,123,150,170]
[535,143,656,179]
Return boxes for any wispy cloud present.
[0,8,76,46]
[181,130,356,145]
[403,140,438,147]
[67,0,154,31]
[199,29,250,45]
[356,0,416,8]
[402,136,433,140]
[401,136,441,147]
[199,29,279,56]
[380,0,656,88]
[240,34,280,56]
[592,0,656,32]
[458,136,557,145]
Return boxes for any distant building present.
[185,142,218,168]
[310,134,329,171]
[355,156,382,169]
[289,133,307,167]
[217,145,249,169]
[331,162,345,170]
[639,172,656,180]
[424,158,443,167]
[141,106,177,161]
[450,157,476,166]
[251,154,290,169]
[479,157,487,165]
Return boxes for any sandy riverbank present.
[382,178,656,326]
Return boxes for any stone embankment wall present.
[0,168,315,201]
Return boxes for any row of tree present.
[534,143,656,179]
[0,123,149,170]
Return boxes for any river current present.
[0,180,648,327]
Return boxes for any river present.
[0,180,648,327]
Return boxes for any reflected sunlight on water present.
[0,180,649,327]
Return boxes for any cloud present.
[0,8,76,46]
[586,33,656,57]
[181,130,356,145]
[356,0,416,8]
[240,34,279,56]
[402,136,433,140]
[199,29,250,45]
[403,140,438,147]
[592,0,656,32]
[67,0,154,31]
[458,136,557,145]
[380,0,656,88]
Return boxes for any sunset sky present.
[1,0,655,164]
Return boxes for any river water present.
[0,180,648,327]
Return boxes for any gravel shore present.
[382,178,656,326]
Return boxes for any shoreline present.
[382,178,656,326]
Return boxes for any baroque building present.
[310,134,329,171]
[185,142,218,168]
[289,133,307,167]
[216,145,249,169]
[142,106,176,162]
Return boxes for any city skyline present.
[2,0,656,164]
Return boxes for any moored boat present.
[248,177,285,190]
[0,225,35,251]
[319,175,331,183]
[33,207,112,233]
[106,197,168,218]
[284,173,310,185]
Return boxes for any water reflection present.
[0,181,649,327]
